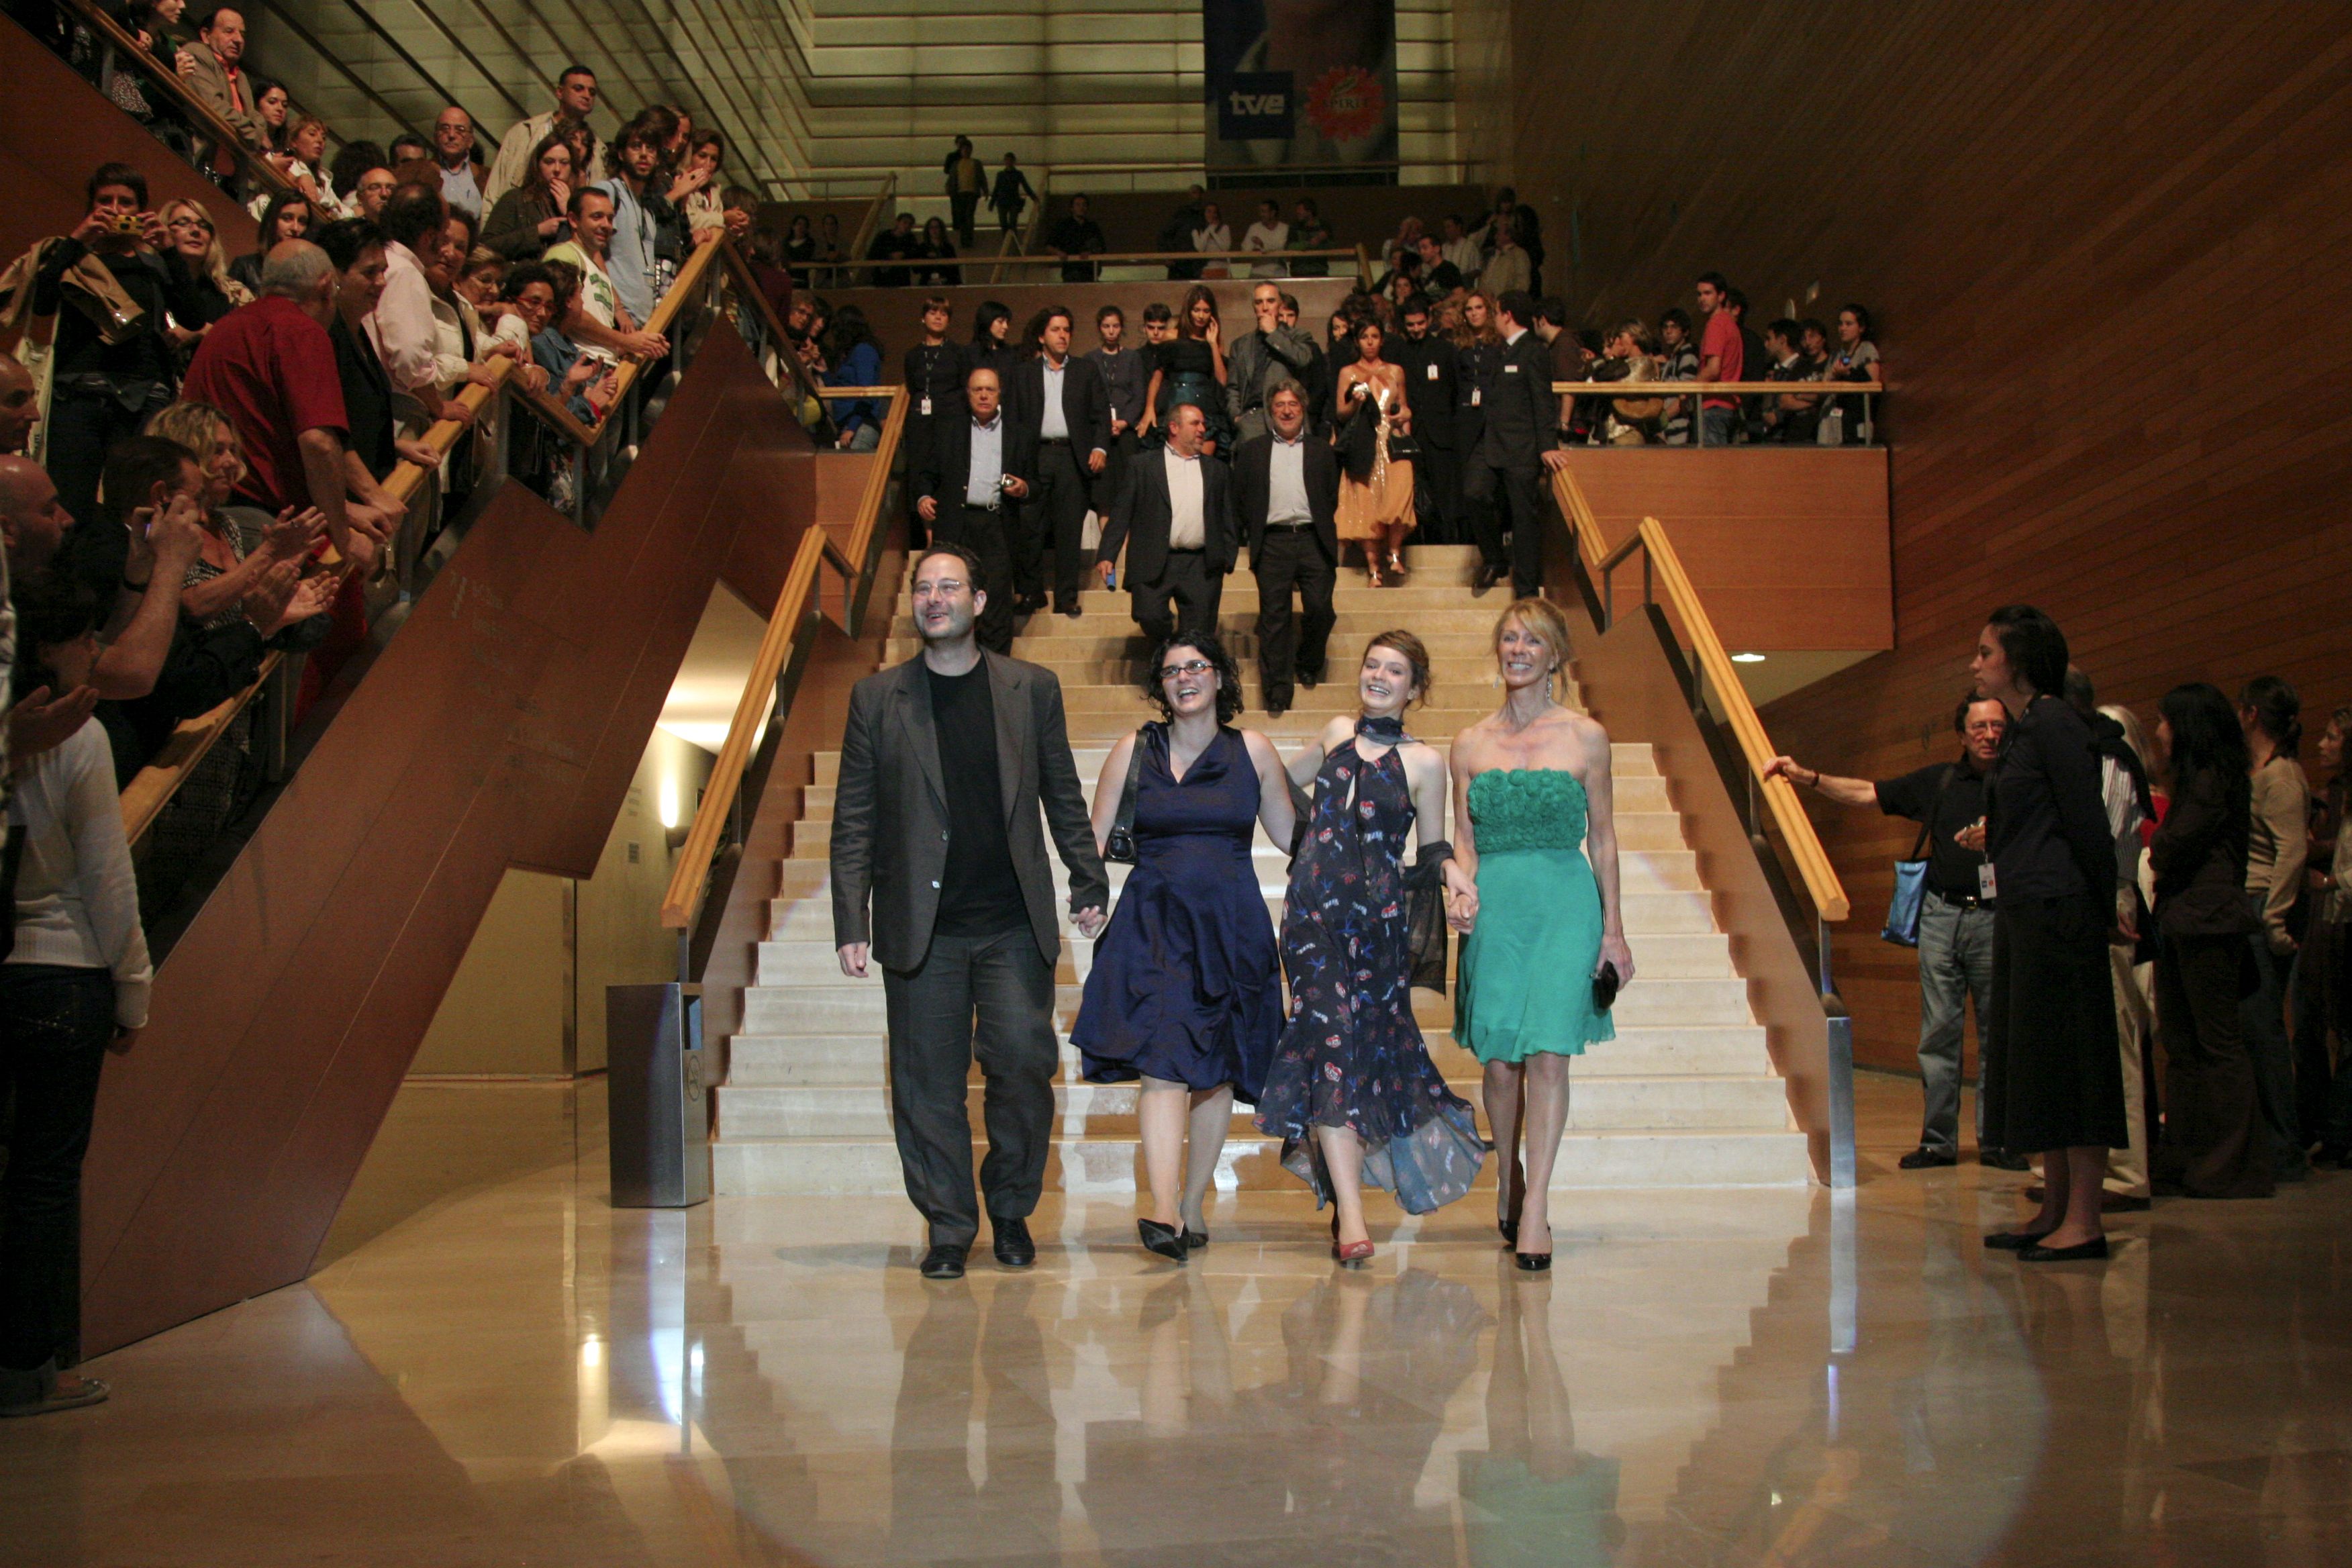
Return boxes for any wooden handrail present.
[715,241,828,409]
[1355,242,1376,291]
[120,652,281,843]
[381,357,510,505]
[1549,465,1850,923]
[846,173,897,283]
[989,246,1362,268]
[589,236,726,426]
[58,0,298,203]
[1549,380,1881,395]
[658,383,910,931]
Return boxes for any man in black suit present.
[916,366,1036,654]
[1467,289,1571,597]
[1232,381,1338,718]
[1003,307,1111,617]
[1093,401,1236,655]
[1391,293,1459,546]
[831,542,1108,1280]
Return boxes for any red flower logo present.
[1305,66,1386,144]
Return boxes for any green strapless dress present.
[1456,769,1616,1063]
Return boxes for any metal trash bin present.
[607,982,711,1208]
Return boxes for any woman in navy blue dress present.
[1255,632,1485,1268]
[1075,633,1296,1263]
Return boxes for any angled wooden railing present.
[58,0,300,203]
[1551,463,1849,924]
[119,653,281,843]
[659,385,908,932]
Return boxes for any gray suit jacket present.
[830,651,1107,970]
[178,46,271,154]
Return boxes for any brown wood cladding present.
[1487,1,2352,1074]
[76,328,821,1356]
[0,19,260,267]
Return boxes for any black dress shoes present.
[1978,1147,2031,1171]
[1183,1229,1208,1252]
[2018,1236,2110,1263]
[1898,1146,1959,1169]
[991,1218,1036,1269]
[1473,562,1505,593]
[1982,1230,2055,1251]
[920,1244,969,1280]
[1264,695,1289,718]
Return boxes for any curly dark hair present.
[1138,630,1242,725]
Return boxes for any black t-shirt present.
[1876,760,1988,899]
[928,663,1028,937]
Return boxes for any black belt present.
[961,498,1003,513]
[1931,889,1987,910]
[1168,546,1206,556]
[1039,436,1072,446]
[1262,520,1317,532]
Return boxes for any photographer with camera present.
[1,164,209,540]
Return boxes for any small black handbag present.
[1101,727,1147,864]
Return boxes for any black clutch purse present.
[1592,961,1621,1013]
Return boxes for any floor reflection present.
[9,1075,2352,1565]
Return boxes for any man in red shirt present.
[1695,271,1744,447]
[183,240,389,575]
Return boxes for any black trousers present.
[1252,530,1336,707]
[0,965,118,1380]
[1100,426,1138,524]
[1467,452,1547,597]
[2155,934,2273,1198]
[941,502,1018,652]
[1414,441,1461,545]
[1019,441,1093,609]
[903,411,938,550]
[49,386,168,545]
[882,928,1059,1248]
[950,191,981,248]
[1131,549,1224,654]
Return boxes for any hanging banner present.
[1202,0,1399,178]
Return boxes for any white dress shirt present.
[1166,450,1206,548]
[1039,358,1069,440]
[372,240,441,395]
[1267,432,1312,525]
[966,414,1006,505]
[7,722,152,1028]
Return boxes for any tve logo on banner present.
[1218,72,1293,139]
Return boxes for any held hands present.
[1073,905,1108,939]
[1442,861,1479,932]
[837,942,870,979]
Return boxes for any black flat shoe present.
[1513,1251,1552,1273]
[1898,1146,1959,1170]
[991,1218,1036,1269]
[1137,1218,1188,1263]
[2018,1236,2110,1263]
[1982,1230,2056,1251]
[1979,1148,2031,1171]
[920,1244,969,1280]
[1183,1230,1208,1251]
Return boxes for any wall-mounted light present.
[657,775,681,830]
[1731,652,1767,664]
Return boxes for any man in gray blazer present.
[832,543,1108,1280]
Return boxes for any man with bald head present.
[182,238,381,572]
[0,356,38,457]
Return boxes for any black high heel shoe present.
[1138,1218,1188,1263]
[1183,1229,1209,1251]
[1513,1218,1553,1273]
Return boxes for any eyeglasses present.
[913,579,969,598]
[1159,660,1214,681]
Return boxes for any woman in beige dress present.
[1334,317,1416,586]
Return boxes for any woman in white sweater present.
[0,572,151,1420]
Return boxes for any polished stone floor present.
[7,1072,2352,1566]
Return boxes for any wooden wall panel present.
[1562,448,1892,653]
[76,327,821,1356]
[1496,1,2352,1073]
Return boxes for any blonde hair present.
[158,197,246,301]
[144,399,246,501]
[1493,597,1573,688]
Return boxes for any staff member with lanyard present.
[1767,695,2025,1169]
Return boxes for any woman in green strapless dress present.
[1451,599,1634,1271]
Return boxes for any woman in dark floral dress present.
[1255,632,1486,1267]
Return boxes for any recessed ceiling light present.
[1731,652,1767,664]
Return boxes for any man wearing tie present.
[916,366,1035,654]
[1232,381,1338,718]
[1005,307,1110,618]
[1094,401,1236,655]
[1469,289,1573,597]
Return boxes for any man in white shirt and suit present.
[1003,307,1110,617]
[916,367,1036,654]
[1093,402,1235,656]
[1231,381,1338,718]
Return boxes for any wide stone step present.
[721,1022,1778,1087]
[787,801,1687,856]
[904,630,1520,665]
[807,741,1661,785]
[979,607,1523,643]
[710,1125,1814,1195]
[738,973,1750,1035]
[753,928,1734,987]
[715,1071,1792,1140]
[766,883,1722,940]
[792,772,1672,819]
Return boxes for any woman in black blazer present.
[1974,605,2128,1260]
[2149,683,2272,1198]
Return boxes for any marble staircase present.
[711,544,1814,1196]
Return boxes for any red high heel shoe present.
[1329,1210,1374,1268]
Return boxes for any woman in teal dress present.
[1450,599,1634,1271]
